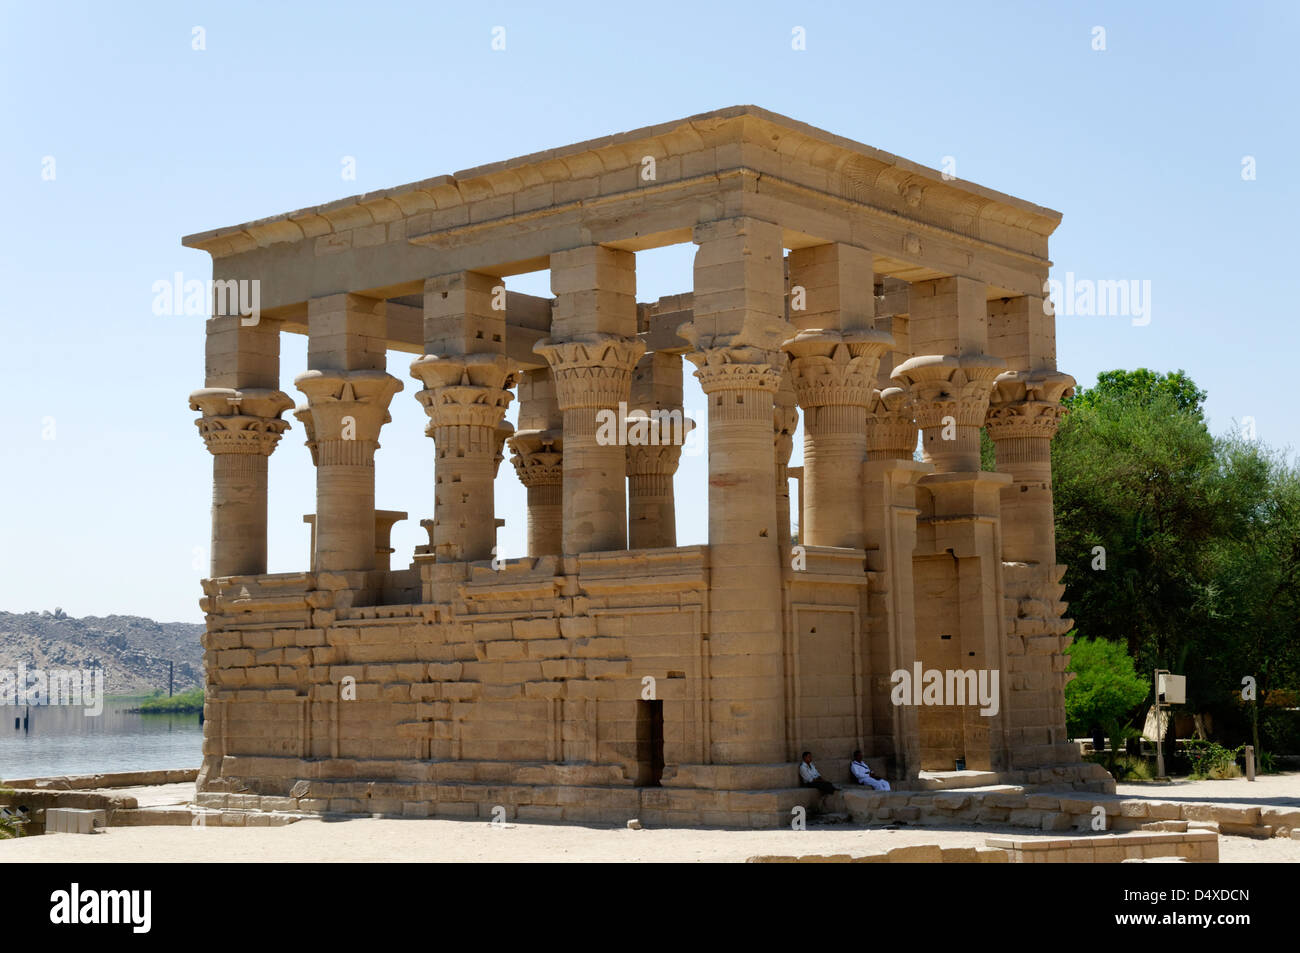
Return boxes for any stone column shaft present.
[774,370,798,554]
[296,294,400,574]
[190,388,292,577]
[894,276,1011,771]
[318,444,377,570]
[538,245,642,554]
[510,369,564,557]
[414,272,516,563]
[296,369,403,573]
[212,454,267,571]
[987,365,1079,768]
[627,447,685,549]
[526,480,563,555]
[785,244,892,549]
[413,354,514,562]
[683,216,793,765]
[863,458,931,780]
[626,351,690,549]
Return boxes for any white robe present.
[851,760,890,791]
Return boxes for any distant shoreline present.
[124,688,205,715]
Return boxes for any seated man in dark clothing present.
[798,751,836,795]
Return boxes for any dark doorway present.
[635,699,664,786]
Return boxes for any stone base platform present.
[197,756,864,827]
[908,761,1114,793]
[748,845,1008,863]
[987,830,1218,863]
[844,785,1300,839]
[196,781,832,829]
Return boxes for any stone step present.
[44,807,106,834]
[988,830,1217,863]
[810,812,850,825]
[913,770,1002,790]
[844,787,1297,840]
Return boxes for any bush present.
[136,687,204,714]
[1083,753,1153,781]
[1183,740,1244,779]
[1261,708,1300,755]
[0,788,25,840]
[1065,636,1150,773]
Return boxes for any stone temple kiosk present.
[184,107,1111,826]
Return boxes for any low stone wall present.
[2,768,198,790]
[748,845,1008,863]
[0,789,139,835]
[844,786,1300,839]
[987,830,1218,863]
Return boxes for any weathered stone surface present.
[185,109,1085,827]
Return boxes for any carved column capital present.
[533,334,645,410]
[626,439,688,478]
[292,405,317,465]
[410,353,516,432]
[782,328,892,409]
[508,429,563,488]
[891,354,1005,429]
[985,370,1076,442]
[294,369,403,466]
[493,420,514,478]
[189,387,293,456]
[865,386,918,460]
[685,345,786,395]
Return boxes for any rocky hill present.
[0,610,203,697]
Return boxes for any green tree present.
[1065,368,1206,417]
[1053,387,1222,673]
[1190,438,1300,755]
[1065,635,1151,770]
[1054,368,1300,756]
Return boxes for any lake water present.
[0,698,202,781]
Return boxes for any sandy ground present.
[1115,773,1300,807]
[2,816,1294,863]
[4,773,1295,862]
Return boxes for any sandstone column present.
[190,314,292,577]
[295,294,402,573]
[862,300,928,779]
[986,293,1080,769]
[411,272,515,563]
[508,368,563,557]
[535,246,643,554]
[986,294,1075,569]
[773,370,799,556]
[191,388,293,577]
[892,276,1010,772]
[784,244,892,549]
[625,351,692,549]
[682,217,793,765]
[893,275,1005,472]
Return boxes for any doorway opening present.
[635,699,664,786]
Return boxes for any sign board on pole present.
[1157,672,1186,705]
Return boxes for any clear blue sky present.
[3,1,1296,623]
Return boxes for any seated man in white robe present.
[850,750,891,791]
